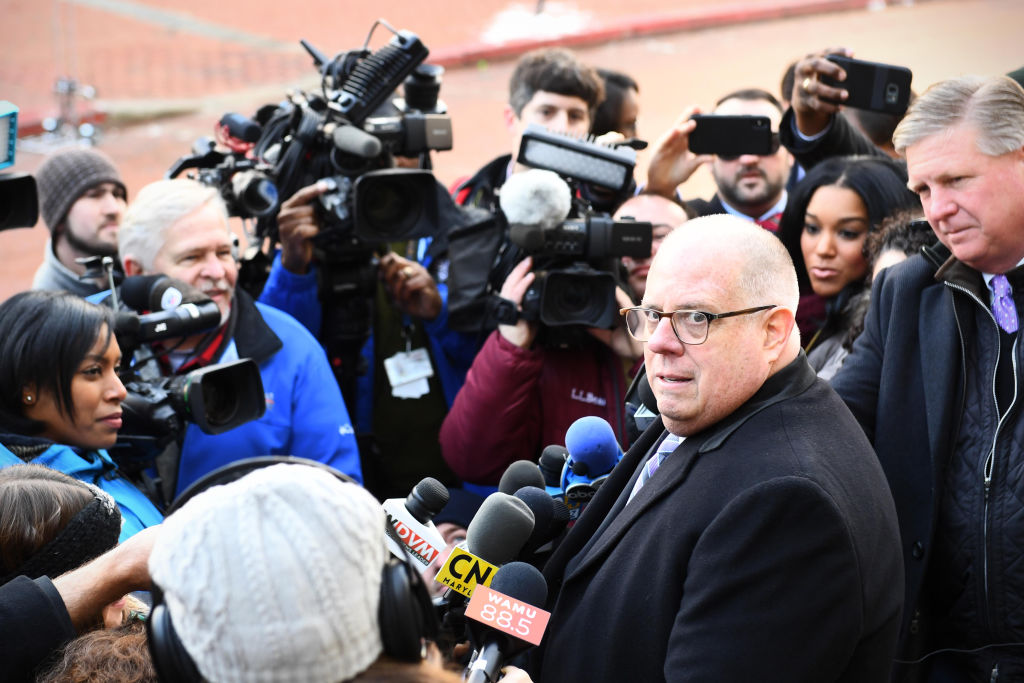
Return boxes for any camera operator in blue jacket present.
[257,180,479,500]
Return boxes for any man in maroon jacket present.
[439,194,689,486]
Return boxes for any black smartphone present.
[822,55,913,115]
[687,115,775,158]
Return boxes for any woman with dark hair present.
[776,155,920,379]
[591,68,639,139]
[0,291,162,541]
[0,464,121,587]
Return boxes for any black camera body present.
[0,101,40,232]
[108,276,266,472]
[509,213,652,330]
[447,134,652,337]
[169,143,278,220]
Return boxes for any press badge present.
[384,347,434,398]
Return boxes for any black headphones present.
[147,456,439,682]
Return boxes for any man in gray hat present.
[32,147,127,296]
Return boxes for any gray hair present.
[893,74,1024,156]
[119,179,228,271]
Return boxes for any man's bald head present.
[615,194,690,300]
[655,214,799,314]
[642,214,801,435]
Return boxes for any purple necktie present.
[991,274,1019,334]
[627,433,681,503]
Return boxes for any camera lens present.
[541,269,617,328]
[201,380,238,428]
[361,177,418,237]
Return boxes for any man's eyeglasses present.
[716,133,781,162]
[620,306,776,345]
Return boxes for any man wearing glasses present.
[536,214,903,683]
[645,88,792,233]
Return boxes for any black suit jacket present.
[684,195,726,218]
[536,355,904,683]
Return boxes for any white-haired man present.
[117,179,361,497]
[833,74,1024,681]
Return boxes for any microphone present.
[550,497,570,538]
[499,169,572,251]
[332,123,383,159]
[463,493,535,567]
[382,477,450,569]
[498,460,546,496]
[513,486,567,562]
[117,275,223,345]
[561,416,623,525]
[120,275,209,312]
[563,415,622,482]
[435,492,535,610]
[134,303,222,343]
[218,112,262,144]
[538,444,568,498]
[465,562,549,683]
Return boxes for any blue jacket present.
[174,293,362,496]
[258,247,480,433]
[0,436,164,542]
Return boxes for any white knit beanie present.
[148,464,386,683]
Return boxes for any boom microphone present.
[134,303,222,343]
[466,562,549,683]
[120,275,208,312]
[382,477,450,568]
[499,169,572,249]
[498,460,546,496]
[331,123,383,159]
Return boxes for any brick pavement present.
[6,0,876,127]
[4,0,1022,301]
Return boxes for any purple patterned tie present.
[991,274,1019,334]
[627,433,682,503]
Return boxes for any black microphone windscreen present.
[550,498,570,530]
[489,561,548,607]
[119,275,167,311]
[465,493,535,566]
[499,460,546,496]
[538,445,567,487]
[121,275,210,312]
[513,487,555,549]
[406,477,450,523]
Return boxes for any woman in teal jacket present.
[0,291,163,541]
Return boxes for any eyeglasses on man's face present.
[620,305,776,346]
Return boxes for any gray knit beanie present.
[149,464,387,683]
[35,147,126,234]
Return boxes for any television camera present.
[446,125,652,338]
[166,20,476,406]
